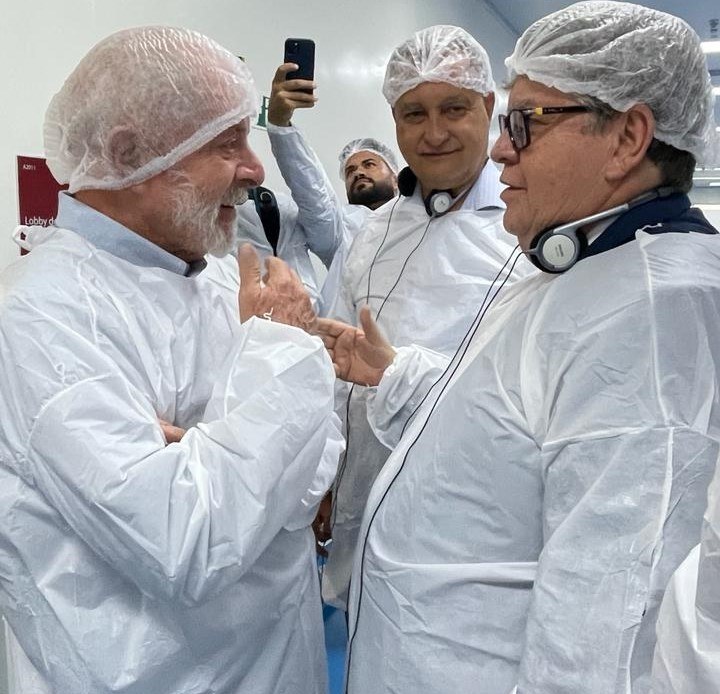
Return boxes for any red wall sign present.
[17,155,67,227]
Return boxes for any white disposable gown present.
[652,445,720,692]
[232,123,365,313]
[324,163,532,609]
[346,229,720,694]
[0,214,343,693]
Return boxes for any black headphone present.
[248,186,280,256]
[397,167,461,218]
[527,187,679,273]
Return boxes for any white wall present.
[0,0,517,271]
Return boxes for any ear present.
[482,92,496,119]
[107,126,142,174]
[604,104,656,182]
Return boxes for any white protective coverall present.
[324,162,532,610]
[346,219,720,693]
[652,451,720,692]
[230,123,366,314]
[0,198,343,694]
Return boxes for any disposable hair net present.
[382,25,495,106]
[338,138,399,178]
[44,26,259,192]
[506,1,718,164]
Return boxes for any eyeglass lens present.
[498,111,529,151]
[509,110,529,149]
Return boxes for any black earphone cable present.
[330,195,431,536]
[397,246,523,441]
[344,246,525,689]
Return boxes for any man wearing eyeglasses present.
[324,2,720,693]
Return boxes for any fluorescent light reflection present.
[701,40,720,54]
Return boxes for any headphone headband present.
[397,166,472,218]
[527,187,682,273]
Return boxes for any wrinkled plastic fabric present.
[267,122,367,314]
[268,123,351,271]
[338,138,399,178]
[319,202,369,317]
[323,164,531,610]
[4,623,48,694]
[44,26,258,192]
[367,345,449,449]
[652,452,720,691]
[505,1,718,164]
[0,225,342,693]
[382,25,495,106]
[347,230,720,694]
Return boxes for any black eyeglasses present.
[498,106,591,151]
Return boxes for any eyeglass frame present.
[497,106,591,151]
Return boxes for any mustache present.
[221,185,249,207]
[167,169,249,208]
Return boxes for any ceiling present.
[482,0,718,41]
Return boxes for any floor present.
[323,604,347,694]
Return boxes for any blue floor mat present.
[323,604,347,694]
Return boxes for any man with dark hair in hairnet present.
[0,26,342,694]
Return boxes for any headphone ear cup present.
[398,169,454,217]
[397,167,417,197]
[528,228,586,273]
[426,191,453,217]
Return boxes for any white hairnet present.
[505,1,718,164]
[338,138,399,178]
[44,26,259,193]
[382,25,495,106]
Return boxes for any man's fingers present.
[237,244,265,322]
[280,79,317,95]
[282,97,316,110]
[272,87,316,106]
[314,317,349,339]
[359,305,388,347]
[319,335,336,349]
[273,63,297,83]
[159,419,186,444]
[264,255,296,284]
[272,63,316,93]
[237,243,262,288]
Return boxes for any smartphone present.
[284,38,315,92]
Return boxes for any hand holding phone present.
[268,40,317,127]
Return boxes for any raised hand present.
[314,305,396,386]
[237,243,316,332]
[267,63,317,127]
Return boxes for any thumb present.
[237,244,263,322]
[358,305,388,348]
[237,243,261,290]
[274,63,297,83]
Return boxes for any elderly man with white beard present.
[0,26,342,694]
